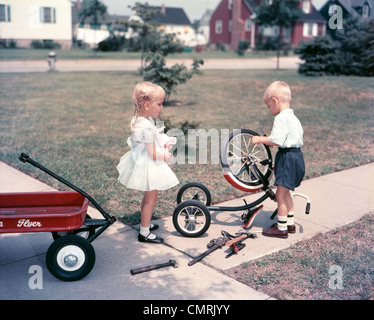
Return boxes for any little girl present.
[116,81,179,244]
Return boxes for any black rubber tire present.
[46,235,95,281]
[176,182,211,206]
[220,129,273,190]
[172,200,211,237]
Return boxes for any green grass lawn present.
[226,213,374,300]
[1,70,373,224]
[0,48,278,61]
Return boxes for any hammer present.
[130,260,178,275]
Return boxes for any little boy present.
[252,81,305,239]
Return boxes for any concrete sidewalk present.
[0,160,373,300]
[0,57,301,73]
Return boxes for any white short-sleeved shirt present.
[268,109,303,148]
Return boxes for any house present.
[210,0,259,50]
[72,0,128,48]
[0,0,72,49]
[320,0,374,38]
[198,9,214,45]
[291,0,327,47]
[209,0,326,50]
[320,0,374,21]
[153,5,195,46]
[127,4,198,47]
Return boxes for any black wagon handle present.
[19,153,116,225]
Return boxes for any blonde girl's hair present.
[263,81,291,104]
[130,81,165,129]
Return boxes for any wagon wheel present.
[52,214,95,240]
[46,235,95,281]
[176,182,211,206]
[173,200,211,237]
[220,129,273,192]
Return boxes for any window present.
[0,4,11,22]
[303,22,317,37]
[362,4,370,18]
[282,28,291,42]
[228,0,233,10]
[215,20,223,34]
[229,20,232,32]
[263,26,279,36]
[302,0,311,14]
[245,19,251,32]
[40,7,56,23]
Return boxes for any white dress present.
[116,117,179,191]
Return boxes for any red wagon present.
[0,153,116,281]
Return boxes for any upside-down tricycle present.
[172,128,310,238]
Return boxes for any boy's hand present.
[252,136,278,147]
[251,136,261,145]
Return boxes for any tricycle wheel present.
[173,200,211,237]
[52,214,94,240]
[221,129,273,192]
[46,235,95,281]
[176,182,211,206]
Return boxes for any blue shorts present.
[274,148,305,191]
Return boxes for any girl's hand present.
[164,149,171,163]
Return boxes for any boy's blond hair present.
[263,81,291,104]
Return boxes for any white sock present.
[278,216,288,231]
[140,226,156,240]
[287,212,295,226]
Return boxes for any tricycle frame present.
[173,128,310,237]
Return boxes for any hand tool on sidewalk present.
[188,236,227,266]
[224,231,257,258]
[188,231,256,266]
[130,259,178,275]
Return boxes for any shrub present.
[98,34,126,51]
[30,40,61,49]
[294,36,340,76]
[295,18,374,77]
[236,40,250,56]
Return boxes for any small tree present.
[143,34,203,103]
[255,0,302,69]
[125,2,161,68]
[79,0,107,53]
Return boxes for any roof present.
[243,0,326,21]
[152,6,191,26]
[244,0,260,12]
[320,0,374,20]
[299,5,326,22]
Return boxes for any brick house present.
[209,0,326,50]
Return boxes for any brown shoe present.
[262,224,288,239]
[288,224,296,234]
